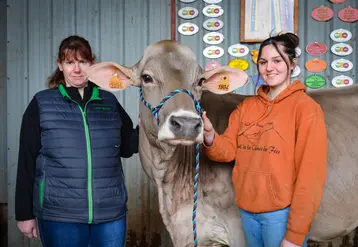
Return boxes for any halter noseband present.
[139,88,202,125]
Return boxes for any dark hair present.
[47,35,96,89]
[255,32,299,90]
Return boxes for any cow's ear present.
[200,66,249,94]
[85,62,136,91]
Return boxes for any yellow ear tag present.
[216,75,230,91]
[109,73,123,89]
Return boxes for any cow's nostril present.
[171,118,182,131]
[194,122,202,132]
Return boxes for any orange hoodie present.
[204,81,327,245]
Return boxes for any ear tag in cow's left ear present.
[202,66,248,94]
[109,73,124,89]
[216,75,230,91]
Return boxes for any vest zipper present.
[80,103,94,224]
[66,98,94,224]
[58,85,101,224]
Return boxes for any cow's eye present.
[142,75,153,83]
[197,78,205,87]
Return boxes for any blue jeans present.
[240,207,309,247]
[37,217,127,247]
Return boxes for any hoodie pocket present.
[232,167,280,211]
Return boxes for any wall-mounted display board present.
[240,0,299,42]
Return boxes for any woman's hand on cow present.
[17,219,38,239]
[280,239,301,247]
[202,111,215,146]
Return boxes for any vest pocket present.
[39,174,46,210]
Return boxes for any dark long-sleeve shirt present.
[15,83,139,221]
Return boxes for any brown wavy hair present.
[255,32,299,92]
[47,35,96,89]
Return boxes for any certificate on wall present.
[240,0,299,42]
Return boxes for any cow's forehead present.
[135,40,201,87]
[139,41,198,69]
[145,40,196,59]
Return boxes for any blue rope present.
[139,88,201,247]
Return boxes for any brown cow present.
[86,40,358,246]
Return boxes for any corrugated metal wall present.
[4,0,358,246]
[0,0,7,205]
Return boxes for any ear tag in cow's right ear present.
[216,75,230,91]
[109,73,124,89]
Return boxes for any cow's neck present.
[139,127,200,220]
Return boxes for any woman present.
[202,33,327,247]
[15,35,139,246]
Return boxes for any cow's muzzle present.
[140,88,203,145]
[170,115,202,139]
[158,110,204,145]
[169,116,202,136]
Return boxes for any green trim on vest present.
[58,84,101,101]
[40,175,45,210]
[58,84,70,99]
[91,87,101,101]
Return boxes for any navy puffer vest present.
[33,85,127,224]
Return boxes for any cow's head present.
[86,40,248,145]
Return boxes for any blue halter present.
[139,88,201,247]
[139,88,202,124]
